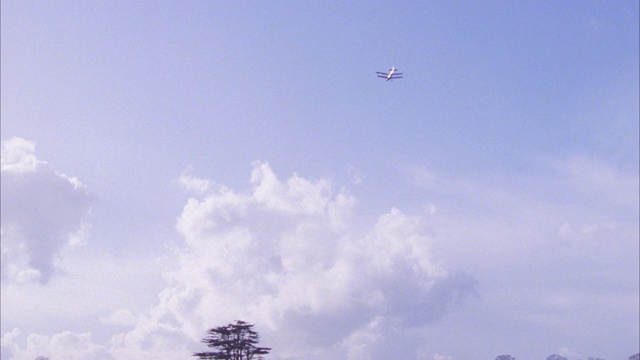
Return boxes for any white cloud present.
[555,156,639,209]
[557,221,618,244]
[399,156,639,358]
[433,354,453,360]
[348,165,363,185]
[99,309,139,328]
[113,162,476,359]
[178,166,213,194]
[342,317,385,360]
[406,165,441,191]
[1,329,112,360]
[1,137,94,284]
[0,138,43,173]
[1,328,21,358]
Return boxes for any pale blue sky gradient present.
[2,1,638,359]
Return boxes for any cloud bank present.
[0,328,111,360]
[1,137,93,284]
[114,162,476,359]
[2,155,635,359]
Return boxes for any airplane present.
[376,66,403,81]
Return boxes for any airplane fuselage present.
[376,66,402,81]
[386,67,396,80]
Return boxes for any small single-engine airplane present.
[376,66,403,81]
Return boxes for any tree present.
[193,320,271,360]
[495,356,516,360]
[546,355,568,360]
[629,353,640,360]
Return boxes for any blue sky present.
[1,1,638,359]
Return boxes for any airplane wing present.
[376,69,403,79]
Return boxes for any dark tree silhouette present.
[193,320,271,360]
[495,356,516,360]
[546,355,567,360]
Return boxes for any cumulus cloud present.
[115,162,476,359]
[178,166,213,195]
[1,137,94,284]
[0,329,111,360]
[99,309,139,328]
